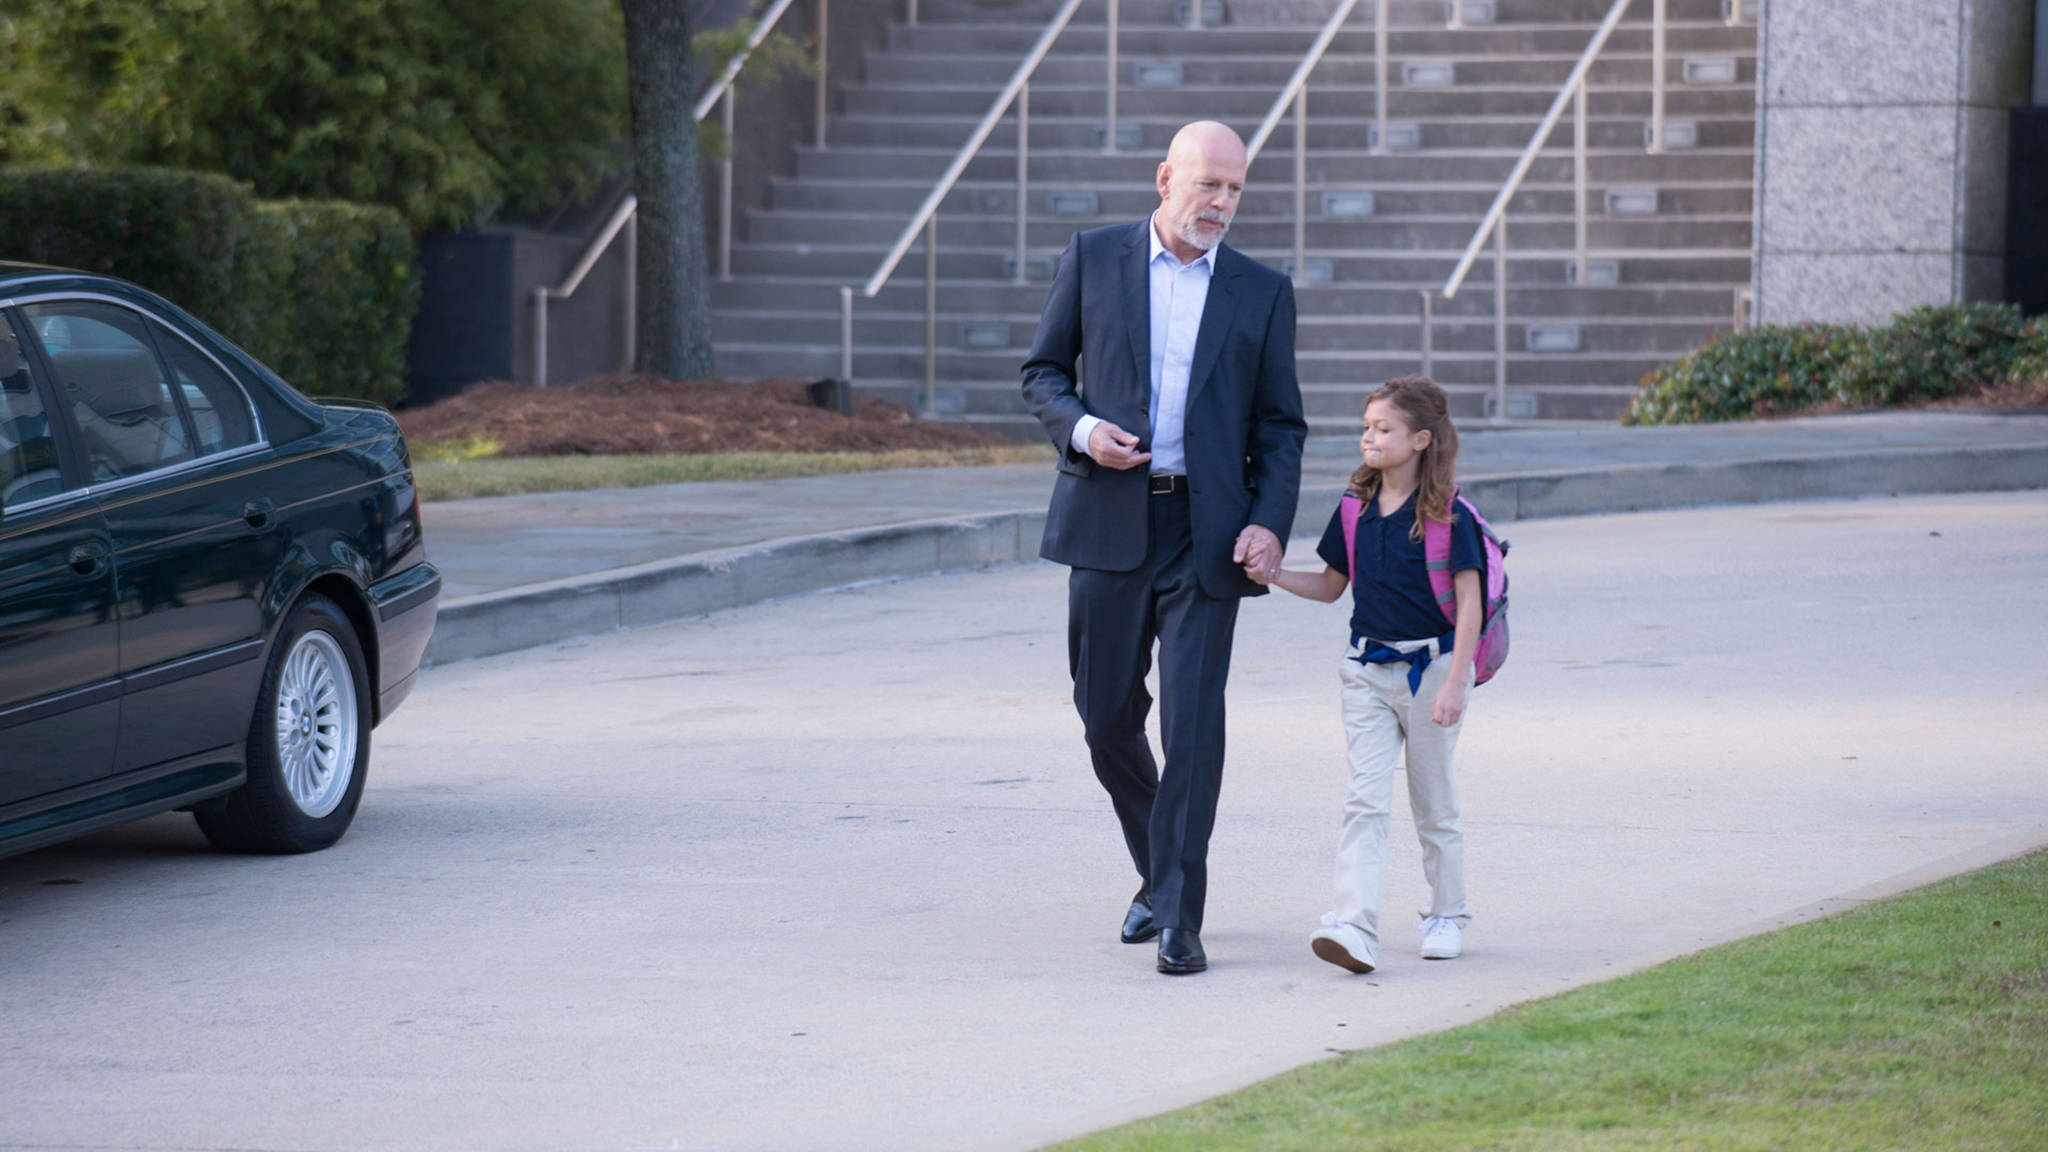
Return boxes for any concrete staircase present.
[709,0,1757,433]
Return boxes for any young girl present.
[1251,377,1483,974]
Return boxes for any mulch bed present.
[396,374,1011,456]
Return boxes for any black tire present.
[195,594,371,853]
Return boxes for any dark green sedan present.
[0,263,439,857]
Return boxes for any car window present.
[24,301,194,482]
[0,316,66,505]
[152,321,257,455]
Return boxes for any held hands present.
[1235,524,1281,584]
[1087,421,1152,470]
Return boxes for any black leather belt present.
[1149,473,1187,495]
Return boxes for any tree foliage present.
[1,0,628,232]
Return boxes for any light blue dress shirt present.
[1068,213,1215,476]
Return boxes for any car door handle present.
[243,498,275,528]
[69,542,109,576]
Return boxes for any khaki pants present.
[1330,639,1472,963]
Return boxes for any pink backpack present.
[1340,486,1511,685]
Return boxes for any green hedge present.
[249,201,419,406]
[1624,303,2047,425]
[0,166,257,330]
[0,166,416,406]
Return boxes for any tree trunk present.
[620,0,715,380]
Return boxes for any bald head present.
[1165,120,1247,170]
[1155,121,1247,263]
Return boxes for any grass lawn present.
[1052,849,2048,1152]
[412,444,1053,502]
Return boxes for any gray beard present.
[1180,215,1228,251]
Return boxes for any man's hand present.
[1233,524,1281,583]
[1086,421,1152,470]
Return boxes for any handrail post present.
[1649,0,1666,152]
[815,0,830,150]
[907,0,918,26]
[1447,0,1463,29]
[924,215,938,416]
[533,287,550,387]
[1419,291,1434,378]
[839,285,854,385]
[719,89,736,280]
[1573,78,1588,283]
[1439,0,1636,302]
[1727,0,1743,23]
[1374,0,1388,154]
[1186,0,1203,30]
[1105,0,1119,152]
[1016,81,1030,285]
[1492,215,1508,423]
[623,214,637,371]
[1293,86,1307,279]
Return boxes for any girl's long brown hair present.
[1347,376,1460,542]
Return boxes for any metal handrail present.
[838,0,1104,411]
[534,0,808,385]
[1424,0,1657,421]
[1243,0,1364,280]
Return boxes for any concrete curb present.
[423,440,2048,665]
[427,509,1047,665]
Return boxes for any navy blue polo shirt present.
[1316,490,1484,643]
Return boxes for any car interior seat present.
[50,348,190,479]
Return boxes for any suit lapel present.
[1120,221,1150,418]
[1185,243,1238,409]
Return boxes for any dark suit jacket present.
[1021,220,1307,599]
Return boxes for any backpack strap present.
[1424,485,1461,626]
[1339,492,1362,586]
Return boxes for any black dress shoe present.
[1120,890,1157,944]
[1156,928,1207,975]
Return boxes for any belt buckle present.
[1149,473,1182,495]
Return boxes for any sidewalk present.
[420,410,2048,663]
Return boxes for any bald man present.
[1022,121,1306,974]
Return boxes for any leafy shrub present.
[1622,323,1863,425]
[1625,303,2047,425]
[0,166,259,333]
[1836,303,2035,406]
[249,201,419,407]
[0,166,416,405]
[2011,319,2048,389]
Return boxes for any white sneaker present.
[1420,916,1462,960]
[1310,915,1376,974]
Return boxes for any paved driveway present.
[2,491,2043,1151]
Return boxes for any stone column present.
[1753,0,2034,326]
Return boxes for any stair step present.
[716,308,1728,352]
[821,114,1754,151]
[727,242,1749,282]
[767,177,1755,217]
[794,147,1755,185]
[862,27,1755,85]
[712,276,1749,314]
[905,0,1736,26]
[740,213,1753,249]
[713,341,1715,389]
[840,62,1754,117]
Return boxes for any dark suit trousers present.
[1067,489,1240,934]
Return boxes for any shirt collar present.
[1147,212,1217,273]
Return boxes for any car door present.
[0,309,120,808]
[21,299,274,772]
